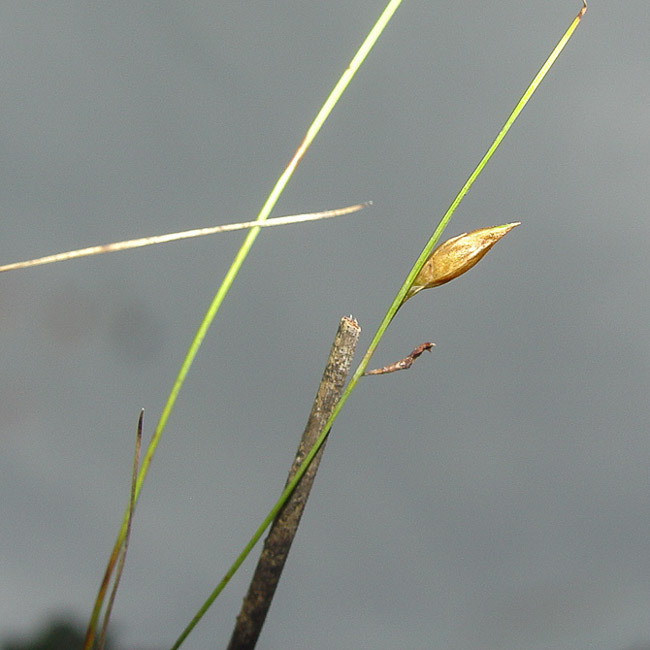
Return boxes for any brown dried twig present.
[226,316,361,650]
[363,342,435,376]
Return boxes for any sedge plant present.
[59,1,587,648]
[169,3,587,648]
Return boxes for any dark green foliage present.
[2,616,113,650]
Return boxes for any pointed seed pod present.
[405,222,520,301]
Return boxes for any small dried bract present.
[405,222,520,301]
[364,342,435,376]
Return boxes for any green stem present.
[171,3,587,646]
[87,1,404,647]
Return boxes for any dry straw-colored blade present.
[0,202,369,273]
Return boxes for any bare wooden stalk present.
[227,315,361,650]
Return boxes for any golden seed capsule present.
[405,222,520,301]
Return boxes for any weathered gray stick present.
[227,315,361,650]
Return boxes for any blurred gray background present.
[1,2,648,649]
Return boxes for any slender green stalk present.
[88,2,403,645]
[134,0,401,517]
[171,3,587,647]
